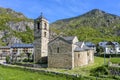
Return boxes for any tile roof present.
[11,43,33,48]
[0,46,10,49]
[62,36,76,43]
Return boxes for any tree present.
[26,53,32,62]
[19,53,25,62]
[96,44,104,55]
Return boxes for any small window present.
[44,32,46,37]
[37,22,40,29]
[57,47,59,53]
[78,54,80,58]
[87,52,89,56]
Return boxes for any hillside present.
[50,9,120,44]
[0,7,34,46]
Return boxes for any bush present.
[6,55,10,63]
[90,65,109,76]
[23,58,33,62]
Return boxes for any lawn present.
[0,66,67,80]
[110,57,120,64]
[0,56,119,80]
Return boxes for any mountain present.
[0,7,34,46]
[50,9,120,44]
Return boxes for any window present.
[37,22,40,29]
[44,23,47,30]
[78,54,80,58]
[57,47,59,53]
[44,32,46,37]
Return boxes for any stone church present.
[34,14,94,69]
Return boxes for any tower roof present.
[36,12,47,20]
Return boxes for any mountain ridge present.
[50,9,120,43]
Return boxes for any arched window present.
[37,22,40,29]
[44,23,47,30]
[44,32,47,37]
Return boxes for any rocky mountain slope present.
[50,9,120,43]
[0,7,34,46]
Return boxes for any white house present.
[99,41,120,54]
[11,43,34,55]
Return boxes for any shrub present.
[90,65,109,76]
[6,55,10,63]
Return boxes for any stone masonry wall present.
[48,38,73,69]
[74,51,88,67]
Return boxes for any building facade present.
[48,36,94,69]
[99,41,120,54]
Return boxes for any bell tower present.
[34,13,49,63]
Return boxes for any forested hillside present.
[50,9,120,43]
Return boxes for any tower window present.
[44,23,47,30]
[37,22,40,29]
[44,32,47,37]
[57,47,59,53]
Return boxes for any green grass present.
[0,66,67,80]
[110,57,120,64]
[0,57,119,80]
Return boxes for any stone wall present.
[74,51,88,67]
[48,38,73,69]
[74,50,94,67]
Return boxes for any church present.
[34,14,94,69]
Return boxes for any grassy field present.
[0,56,119,80]
[0,66,67,80]
[110,57,120,64]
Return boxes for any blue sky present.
[0,0,120,23]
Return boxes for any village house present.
[0,43,34,57]
[0,46,11,56]
[99,41,120,54]
[11,43,34,55]
[34,14,94,69]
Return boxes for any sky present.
[0,0,120,23]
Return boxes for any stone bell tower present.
[34,13,49,63]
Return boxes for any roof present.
[74,47,85,52]
[0,46,10,49]
[36,13,47,20]
[11,43,33,48]
[75,42,83,48]
[48,36,72,45]
[62,36,76,43]
[99,41,119,47]
[106,41,115,45]
[85,42,95,47]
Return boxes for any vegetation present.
[0,66,67,80]
[2,56,120,80]
[0,7,34,45]
[110,57,120,64]
[50,9,120,44]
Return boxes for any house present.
[99,41,120,54]
[48,36,94,69]
[11,43,34,55]
[85,42,96,53]
[0,46,11,56]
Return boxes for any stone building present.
[48,36,94,69]
[34,14,94,69]
[34,13,49,63]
